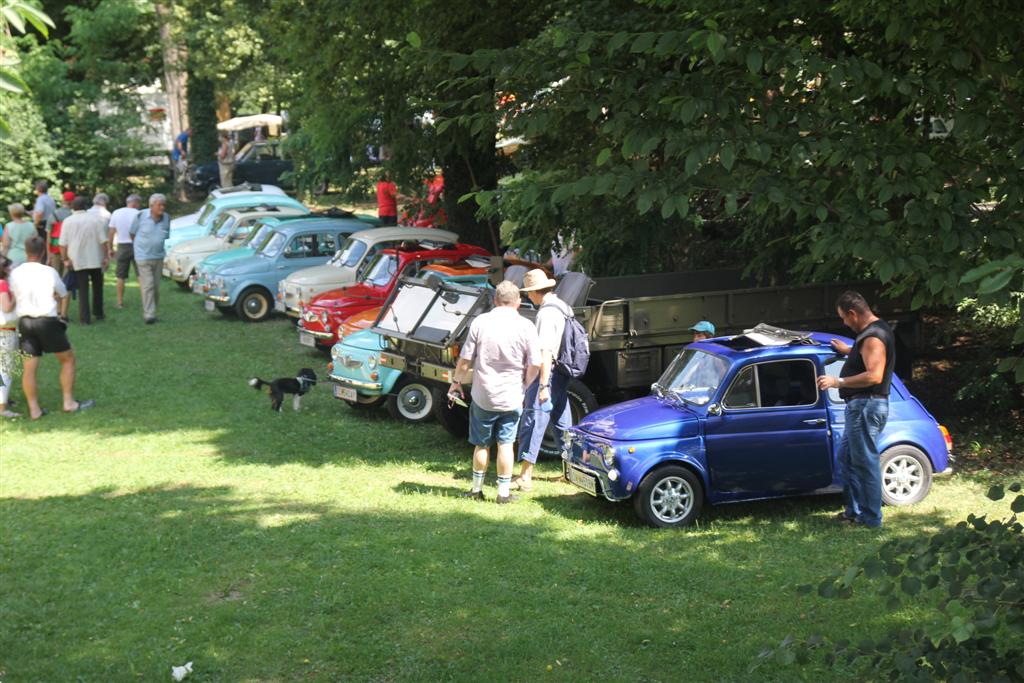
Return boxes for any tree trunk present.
[154,3,188,140]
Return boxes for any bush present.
[0,95,58,208]
[755,483,1024,681]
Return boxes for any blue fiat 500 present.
[562,326,953,528]
[202,216,371,322]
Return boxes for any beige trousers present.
[135,259,162,320]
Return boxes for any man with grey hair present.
[32,180,57,262]
[129,193,170,324]
[448,280,541,504]
[89,193,111,225]
[108,194,142,309]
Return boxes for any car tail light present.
[939,425,953,453]
[328,361,334,372]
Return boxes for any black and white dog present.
[248,368,317,411]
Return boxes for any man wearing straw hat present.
[513,268,576,492]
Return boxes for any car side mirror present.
[707,403,722,416]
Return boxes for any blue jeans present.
[517,373,572,464]
[838,397,889,527]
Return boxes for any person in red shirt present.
[376,173,398,226]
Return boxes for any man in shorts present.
[448,280,541,504]
[108,194,142,309]
[9,237,94,419]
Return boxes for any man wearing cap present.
[448,280,541,504]
[513,268,576,492]
[690,320,716,341]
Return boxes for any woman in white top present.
[0,256,19,417]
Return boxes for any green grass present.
[1,277,1019,681]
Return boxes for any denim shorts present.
[469,402,522,447]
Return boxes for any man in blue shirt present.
[171,128,191,179]
[129,194,171,324]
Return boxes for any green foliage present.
[961,257,1024,385]
[0,0,55,136]
[759,483,1024,681]
[445,0,1024,281]
[0,93,58,207]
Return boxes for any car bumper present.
[329,374,384,393]
[206,294,231,304]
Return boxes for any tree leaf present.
[978,269,1014,295]
[720,144,736,171]
[988,485,1005,501]
[660,198,675,219]
[596,148,612,167]
[746,48,762,74]
[406,31,422,48]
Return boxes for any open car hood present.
[370,276,491,348]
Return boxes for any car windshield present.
[196,202,217,226]
[360,252,399,287]
[243,224,272,248]
[331,237,369,269]
[212,214,238,238]
[259,231,287,257]
[655,348,729,406]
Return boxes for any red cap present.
[62,191,76,202]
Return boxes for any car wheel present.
[235,287,272,322]
[345,396,385,410]
[880,445,933,505]
[432,385,469,437]
[633,465,704,528]
[386,376,435,423]
[539,378,599,459]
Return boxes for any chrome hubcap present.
[399,385,431,419]
[650,476,694,523]
[883,455,923,501]
[245,296,266,317]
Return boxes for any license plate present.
[333,385,357,401]
[299,332,316,347]
[204,300,216,312]
[161,268,171,278]
[274,300,285,312]
[565,464,598,496]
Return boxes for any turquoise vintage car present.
[202,215,372,322]
[191,220,282,295]
[328,263,492,422]
[166,192,307,251]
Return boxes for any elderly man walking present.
[108,194,142,309]
[448,280,541,504]
[9,236,94,419]
[513,269,577,492]
[130,193,170,324]
[89,193,111,224]
[59,196,110,325]
[816,291,895,529]
[32,181,57,261]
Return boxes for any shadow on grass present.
[0,483,963,681]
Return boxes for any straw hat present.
[519,268,557,292]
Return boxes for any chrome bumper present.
[329,375,383,392]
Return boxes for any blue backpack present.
[542,304,590,378]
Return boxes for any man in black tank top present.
[816,291,895,528]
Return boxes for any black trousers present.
[75,268,104,324]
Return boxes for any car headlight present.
[331,345,342,360]
[366,355,378,370]
[320,311,328,324]
[599,443,616,468]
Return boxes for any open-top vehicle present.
[276,227,462,318]
[560,324,953,528]
[296,241,490,349]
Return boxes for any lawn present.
[0,276,1019,681]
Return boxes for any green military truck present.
[371,268,919,456]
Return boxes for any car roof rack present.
[307,207,356,218]
[220,182,263,193]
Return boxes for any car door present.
[822,356,847,484]
[275,232,322,283]
[703,358,833,495]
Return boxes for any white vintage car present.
[163,205,307,288]
[169,183,287,231]
[275,226,460,317]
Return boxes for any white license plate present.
[204,300,216,312]
[333,385,357,401]
[565,464,598,496]
[299,332,316,347]
[274,300,286,312]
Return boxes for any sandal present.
[65,399,96,413]
[31,408,49,421]
[0,409,21,418]
[510,477,534,492]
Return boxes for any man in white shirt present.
[108,194,142,309]
[88,193,111,224]
[448,280,541,504]
[9,236,94,419]
[59,196,110,324]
